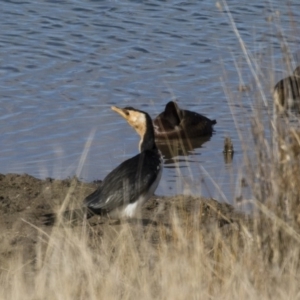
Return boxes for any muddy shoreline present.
[0,173,249,272]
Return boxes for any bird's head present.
[111,106,148,139]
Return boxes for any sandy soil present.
[0,173,249,273]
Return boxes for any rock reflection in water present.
[156,135,212,163]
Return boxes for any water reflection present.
[156,135,212,163]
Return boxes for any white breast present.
[123,201,140,218]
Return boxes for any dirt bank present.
[0,173,249,272]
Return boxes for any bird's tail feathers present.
[41,207,95,226]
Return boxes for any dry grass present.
[1,137,300,300]
[2,120,300,300]
[1,190,300,300]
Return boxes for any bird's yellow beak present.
[111,106,128,119]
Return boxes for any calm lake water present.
[1,0,300,208]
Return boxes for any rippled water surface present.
[1,0,300,206]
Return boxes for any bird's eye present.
[125,111,129,116]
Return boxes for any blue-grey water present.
[1,0,300,208]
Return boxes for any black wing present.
[83,149,161,212]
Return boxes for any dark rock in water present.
[223,136,234,164]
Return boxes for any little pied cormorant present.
[83,106,163,219]
[42,106,162,224]
[273,66,300,112]
[153,101,216,139]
